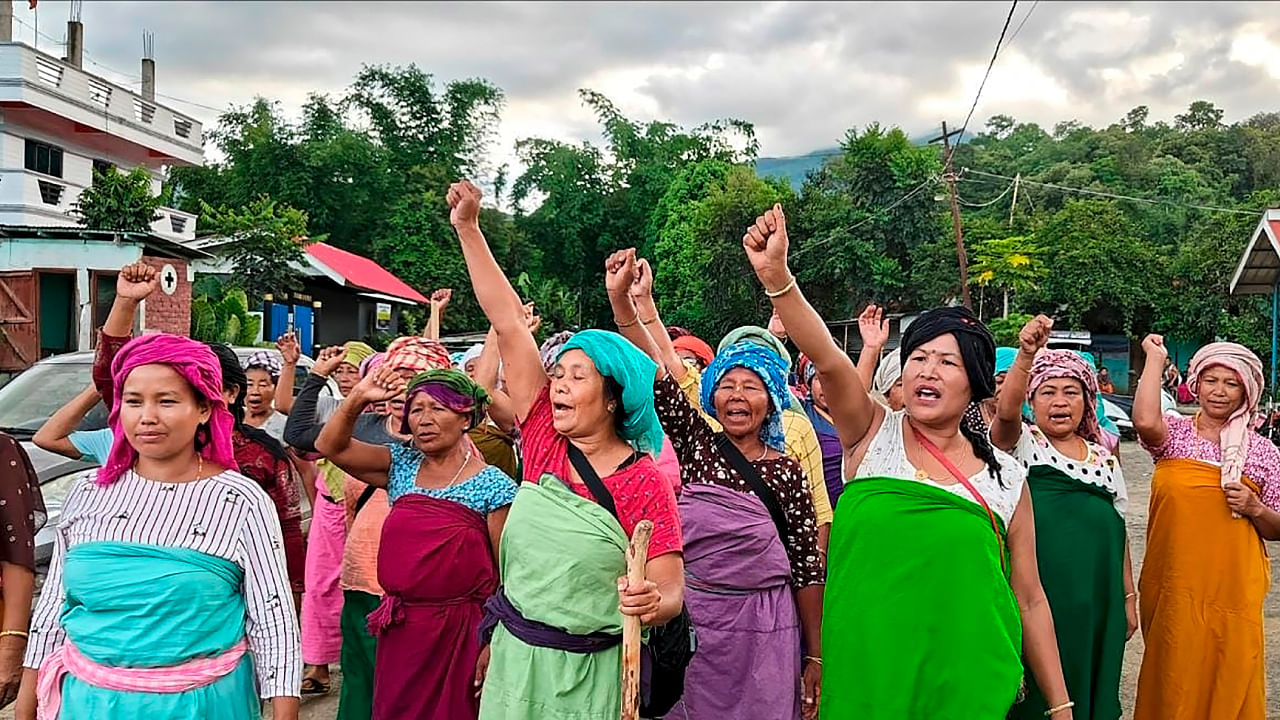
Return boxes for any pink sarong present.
[301,473,346,665]
[37,638,248,720]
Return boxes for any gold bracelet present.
[1044,700,1074,717]
[1125,592,1137,600]
[616,314,640,329]
[803,655,822,666]
[0,630,27,639]
[639,315,659,325]
[765,276,797,298]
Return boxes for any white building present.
[0,12,209,370]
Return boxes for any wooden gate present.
[0,271,39,372]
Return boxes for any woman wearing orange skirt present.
[1132,335,1280,720]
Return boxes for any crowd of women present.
[0,179,1271,719]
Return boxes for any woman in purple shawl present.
[608,249,823,720]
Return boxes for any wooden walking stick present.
[622,519,653,720]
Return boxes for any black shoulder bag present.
[567,443,695,719]
[711,433,791,540]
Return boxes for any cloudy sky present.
[18,1,1280,172]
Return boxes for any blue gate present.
[268,304,289,342]
[293,305,314,358]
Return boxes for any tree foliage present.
[190,276,263,346]
[200,197,311,302]
[70,166,164,232]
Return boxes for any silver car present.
[0,348,335,567]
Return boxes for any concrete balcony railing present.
[0,42,204,165]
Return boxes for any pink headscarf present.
[98,334,239,486]
[1027,349,1102,446]
[359,352,386,379]
[1187,342,1264,489]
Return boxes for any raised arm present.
[313,366,404,487]
[1132,334,1170,450]
[282,346,345,453]
[853,305,888,391]
[273,332,301,415]
[628,253,691,383]
[990,315,1052,452]
[33,386,101,460]
[604,250,670,379]
[743,205,879,449]
[448,181,545,419]
[93,263,159,408]
[473,327,516,433]
[425,289,451,341]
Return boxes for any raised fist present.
[630,257,654,302]
[431,288,453,310]
[116,261,159,302]
[276,332,301,366]
[742,204,792,291]
[1018,315,1054,356]
[447,181,483,228]
[1142,334,1168,362]
[605,248,638,298]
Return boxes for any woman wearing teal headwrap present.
[447,180,684,720]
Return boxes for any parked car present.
[0,348,336,567]
[1100,389,1180,440]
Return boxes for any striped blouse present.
[24,470,302,699]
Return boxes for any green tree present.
[201,197,312,303]
[968,235,1046,319]
[70,166,164,231]
[189,276,263,346]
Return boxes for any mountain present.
[754,148,840,189]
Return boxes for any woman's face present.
[334,363,361,396]
[993,371,1009,399]
[676,349,704,371]
[384,367,418,420]
[1031,377,1086,440]
[119,364,211,461]
[244,368,276,415]
[407,391,471,455]
[886,380,905,411]
[463,359,479,379]
[549,349,615,439]
[810,375,828,412]
[712,367,771,441]
[1198,366,1245,421]
[902,334,972,425]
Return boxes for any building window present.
[24,139,63,178]
[92,159,115,182]
[36,180,64,206]
[169,214,187,234]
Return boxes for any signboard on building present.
[376,302,392,331]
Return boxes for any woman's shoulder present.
[1246,429,1280,465]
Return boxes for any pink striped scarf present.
[37,638,248,719]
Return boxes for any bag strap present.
[567,443,620,521]
[712,434,790,541]
[908,423,1006,571]
[354,484,378,516]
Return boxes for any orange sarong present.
[1135,458,1270,720]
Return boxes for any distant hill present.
[754,148,840,189]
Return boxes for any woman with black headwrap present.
[741,205,1073,720]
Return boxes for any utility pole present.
[930,121,971,308]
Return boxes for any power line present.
[1003,0,1040,48]
[790,175,940,260]
[957,177,1015,208]
[963,168,1261,216]
[945,0,1019,165]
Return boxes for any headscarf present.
[558,330,663,456]
[1071,350,1119,437]
[1026,349,1103,446]
[208,343,290,462]
[540,330,575,373]
[459,343,485,371]
[666,326,692,340]
[719,326,792,370]
[673,335,714,369]
[359,352,386,378]
[994,347,1019,376]
[401,369,491,434]
[383,337,451,373]
[450,352,465,368]
[900,306,997,401]
[242,350,282,382]
[798,353,818,387]
[342,341,376,369]
[99,334,239,486]
[1187,342,1265,489]
[873,348,903,396]
[701,341,790,451]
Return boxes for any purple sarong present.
[670,482,801,719]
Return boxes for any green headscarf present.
[558,329,663,457]
[401,368,491,434]
[718,326,792,370]
[343,341,376,369]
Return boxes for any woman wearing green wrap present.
[741,204,1073,719]
[991,316,1136,720]
[447,180,685,720]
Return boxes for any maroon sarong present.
[367,494,497,720]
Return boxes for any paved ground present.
[5,439,1279,718]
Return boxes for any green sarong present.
[822,477,1023,719]
[479,476,628,720]
[337,590,380,720]
[1008,466,1125,720]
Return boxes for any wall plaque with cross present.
[160,264,179,296]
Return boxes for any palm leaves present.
[190,276,263,346]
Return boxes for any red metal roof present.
[304,242,428,304]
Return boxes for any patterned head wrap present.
[1026,349,1102,445]
[900,306,997,402]
[1188,342,1265,490]
[359,352,386,378]
[242,350,282,382]
[673,335,715,369]
[342,341,376,369]
[558,330,664,456]
[798,353,817,387]
[383,337,452,373]
[702,342,790,451]
[718,325,792,370]
[401,369,491,435]
[540,331,575,373]
[873,348,903,396]
[99,334,239,486]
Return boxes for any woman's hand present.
[311,346,346,378]
[277,332,301,366]
[431,288,453,311]
[522,303,542,334]
[1141,334,1168,364]
[629,256,655,303]
[352,366,408,406]
[801,659,822,719]
[1018,314,1054,357]
[13,670,35,720]
[1125,594,1139,640]
[742,204,792,292]
[617,576,663,626]
[115,261,159,302]
[474,644,491,699]
[605,248,639,299]
[448,181,483,229]
[0,635,24,707]
[857,305,889,350]
[1225,482,1265,518]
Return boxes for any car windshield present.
[0,362,105,435]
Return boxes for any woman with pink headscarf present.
[16,332,300,720]
[991,316,1135,720]
[1132,335,1280,720]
